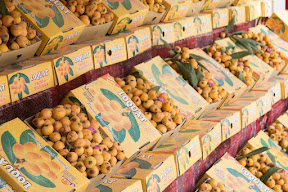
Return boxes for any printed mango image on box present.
[133,56,209,120]
[266,11,288,42]
[193,14,212,35]
[0,118,89,192]
[229,5,246,25]
[151,23,174,46]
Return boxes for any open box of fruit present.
[140,0,166,25]
[186,0,205,17]
[195,178,229,192]
[161,0,191,22]
[114,75,186,150]
[60,0,115,43]
[0,0,41,66]
[25,104,125,190]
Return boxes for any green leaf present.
[133,158,152,169]
[8,74,17,85]
[0,0,9,16]
[160,38,173,50]
[40,146,58,160]
[226,168,250,182]
[169,50,176,56]
[237,71,247,84]
[19,73,30,83]
[196,67,204,83]
[231,51,251,59]
[51,5,64,27]
[130,70,143,79]
[100,89,126,108]
[226,16,235,34]
[127,112,140,142]
[24,84,29,95]
[157,144,174,148]
[20,168,56,188]
[112,128,126,143]
[176,62,198,89]
[260,167,282,184]
[232,36,253,53]
[231,31,247,35]
[64,74,68,82]
[18,92,23,100]
[243,38,264,47]
[20,130,36,145]
[96,184,112,192]
[35,15,49,28]
[250,43,261,54]
[236,147,269,160]
[69,67,74,76]
[121,0,132,10]
[189,53,206,62]
[150,86,161,92]
[1,131,17,164]
[120,168,136,179]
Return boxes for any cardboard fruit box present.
[193,14,212,36]
[0,176,16,192]
[153,129,202,176]
[253,81,282,106]
[229,5,246,25]
[173,17,196,42]
[200,110,241,141]
[142,10,166,25]
[221,100,259,129]
[233,0,247,6]
[217,0,234,8]
[0,74,11,107]
[276,113,288,128]
[150,22,174,46]
[197,153,274,192]
[102,0,148,34]
[0,36,41,67]
[190,48,247,108]
[30,44,94,85]
[114,152,177,192]
[201,0,221,11]
[14,0,85,56]
[89,178,143,192]
[0,118,90,192]
[132,56,209,121]
[239,91,272,117]
[203,8,229,29]
[61,74,161,160]
[178,120,222,160]
[0,60,56,103]
[269,74,288,99]
[161,0,191,22]
[186,0,205,17]
[245,1,262,21]
[266,10,288,42]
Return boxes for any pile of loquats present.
[0,0,38,53]
[204,43,255,86]
[265,123,288,151]
[140,0,165,13]
[114,75,185,134]
[31,104,125,178]
[197,179,228,192]
[238,31,286,71]
[166,46,228,104]
[238,146,288,192]
[60,0,114,26]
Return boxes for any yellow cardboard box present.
[233,0,247,6]
[153,131,202,176]
[0,118,89,191]
[186,1,205,17]
[217,0,234,8]
[114,152,177,192]
[0,176,15,192]
[253,81,282,106]
[161,0,191,22]
[151,23,174,46]
[245,1,262,21]
[193,14,212,35]
[179,120,222,159]
[88,178,143,192]
[62,74,161,159]
[2,60,56,102]
[239,91,272,116]
[201,0,221,11]
[221,100,259,129]
[200,110,241,141]
[198,153,274,192]
[204,8,229,29]
[276,113,288,128]
[132,56,209,120]
[31,44,94,85]
[229,5,246,26]
[102,0,148,34]
[269,75,288,99]
[0,75,10,107]
[173,17,196,41]
[190,48,247,107]
[266,11,288,42]
[15,0,85,56]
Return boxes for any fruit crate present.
[186,0,205,17]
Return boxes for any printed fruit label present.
[210,9,229,28]
[0,76,10,107]
[174,22,183,41]
[230,6,246,25]
[89,178,143,192]
[63,77,161,158]
[206,153,273,192]
[8,61,55,102]
[151,23,174,46]
[193,14,212,35]
[53,46,94,85]
[133,27,151,54]
[201,0,220,11]
[92,43,107,69]
[135,56,208,119]
[105,38,127,65]
[127,35,140,58]
[0,118,89,191]
[178,18,195,39]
